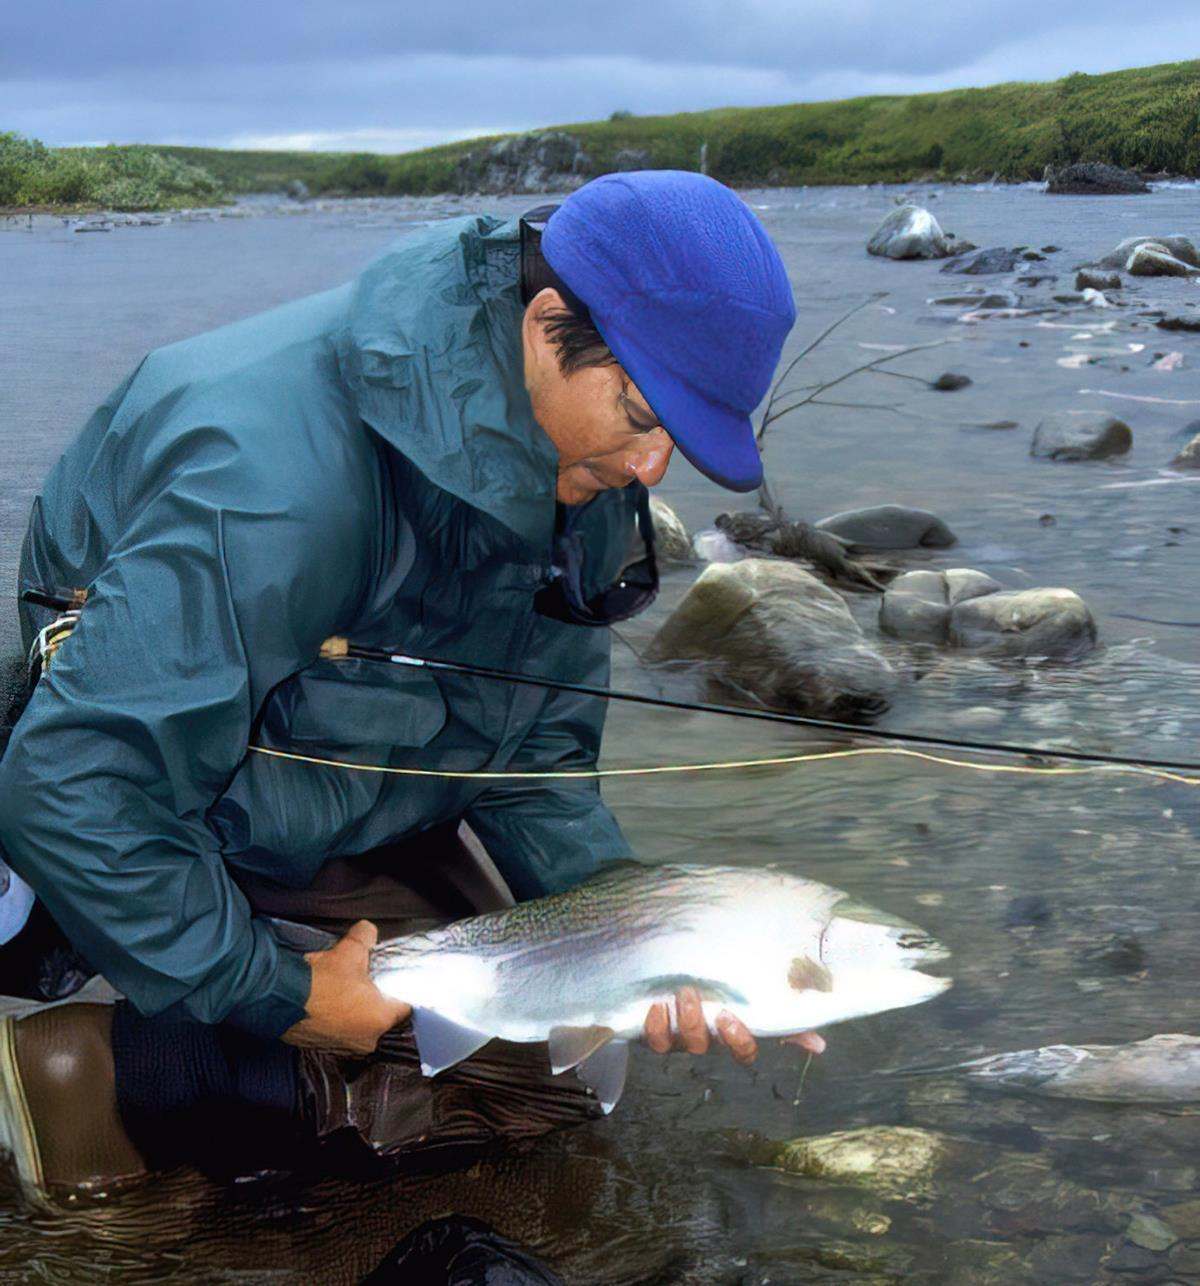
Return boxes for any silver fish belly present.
[370,862,951,1112]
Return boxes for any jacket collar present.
[335,216,559,550]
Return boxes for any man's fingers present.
[782,1031,827,1054]
[676,987,709,1054]
[643,1001,673,1054]
[716,1011,758,1066]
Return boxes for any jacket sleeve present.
[0,439,368,1038]
[464,647,634,900]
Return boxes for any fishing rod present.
[317,637,1200,776]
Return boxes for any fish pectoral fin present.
[548,1024,617,1076]
[411,1009,493,1078]
[575,1039,629,1114]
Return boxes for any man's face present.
[522,290,676,505]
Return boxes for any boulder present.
[929,290,1020,309]
[950,588,1097,659]
[1044,162,1150,195]
[690,529,742,563]
[644,559,896,718]
[1170,433,1200,470]
[648,497,693,563]
[1094,235,1200,271]
[714,510,777,550]
[940,247,1023,276]
[814,504,956,551]
[880,568,1003,644]
[866,204,958,260]
[932,372,971,391]
[881,570,1096,659]
[1127,243,1200,278]
[1031,413,1132,461]
[1075,269,1121,291]
[284,179,310,201]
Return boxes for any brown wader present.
[0,822,602,1198]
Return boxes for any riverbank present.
[3,58,1199,212]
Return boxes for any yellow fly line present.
[248,743,1200,787]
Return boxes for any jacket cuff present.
[224,947,312,1041]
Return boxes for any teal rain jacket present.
[0,217,640,1039]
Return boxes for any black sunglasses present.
[534,485,660,627]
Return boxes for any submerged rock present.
[1075,269,1121,291]
[644,559,896,718]
[931,372,971,391]
[1094,234,1200,272]
[866,204,959,260]
[940,247,1023,276]
[958,1034,1200,1103]
[1157,314,1200,334]
[648,497,693,563]
[815,504,956,551]
[880,570,1097,659]
[754,1126,946,1199]
[1044,162,1150,195]
[1170,433,1200,470]
[929,290,1020,309]
[1031,412,1132,461]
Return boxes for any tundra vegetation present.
[3,59,1199,211]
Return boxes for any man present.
[0,171,810,1191]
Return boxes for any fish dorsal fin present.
[548,1024,616,1075]
[575,1040,629,1114]
[789,956,834,993]
[411,1009,492,1078]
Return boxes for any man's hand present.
[642,986,827,1066]
[281,920,410,1056]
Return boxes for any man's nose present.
[626,434,675,487]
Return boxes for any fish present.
[369,861,952,1113]
[905,1033,1200,1103]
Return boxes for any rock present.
[648,497,693,563]
[1127,1211,1178,1252]
[866,204,958,260]
[932,372,971,391]
[949,588,1097,659]
[883,572,1097,659]
[284,179,310,201]
[756,1126,945,1199]
[713,510,777,550]
[1045,162,1150,195]
[1082,934,1146,975]
[1105,1241,1163,1273]
[452,130,591,194]
[1157,315,1200,334]
[814,504,956,551]
[929,290,1020,309]
[644,559,896,718]
[1031,412,1133,461]
[610,147,652,171]
[1170,433,1200,470]
[1128,243,1200,278]
[1004,893,1053,928]
[940,247,1023,275]
[1095,234,1200,271]
[1168,1242,1200,1277]
[1076,269,1121,291]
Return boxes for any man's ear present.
[522,288,566,377]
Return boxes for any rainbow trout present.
[370,862,951,1113]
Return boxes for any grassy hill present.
[4,59,1199,211]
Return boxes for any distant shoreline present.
[4,57,1198,213]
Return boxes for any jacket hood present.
[335,216,559,549]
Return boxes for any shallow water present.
[2,184,1200,1282]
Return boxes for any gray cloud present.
[3,2,1198,149]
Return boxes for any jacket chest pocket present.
[274,658,448,757]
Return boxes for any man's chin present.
[556,469,610,505]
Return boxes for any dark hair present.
[540,300,616,376]
[520,203,615,376]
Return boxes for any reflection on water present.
[3,182,1200,1281]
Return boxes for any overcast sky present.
[4,2,1198,152]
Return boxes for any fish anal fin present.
[411,1009,492,1078]
[549,1024,616,1075]
[789,956,834,993]
[576,1039,629,1114]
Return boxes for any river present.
[2,182,1199,1282]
